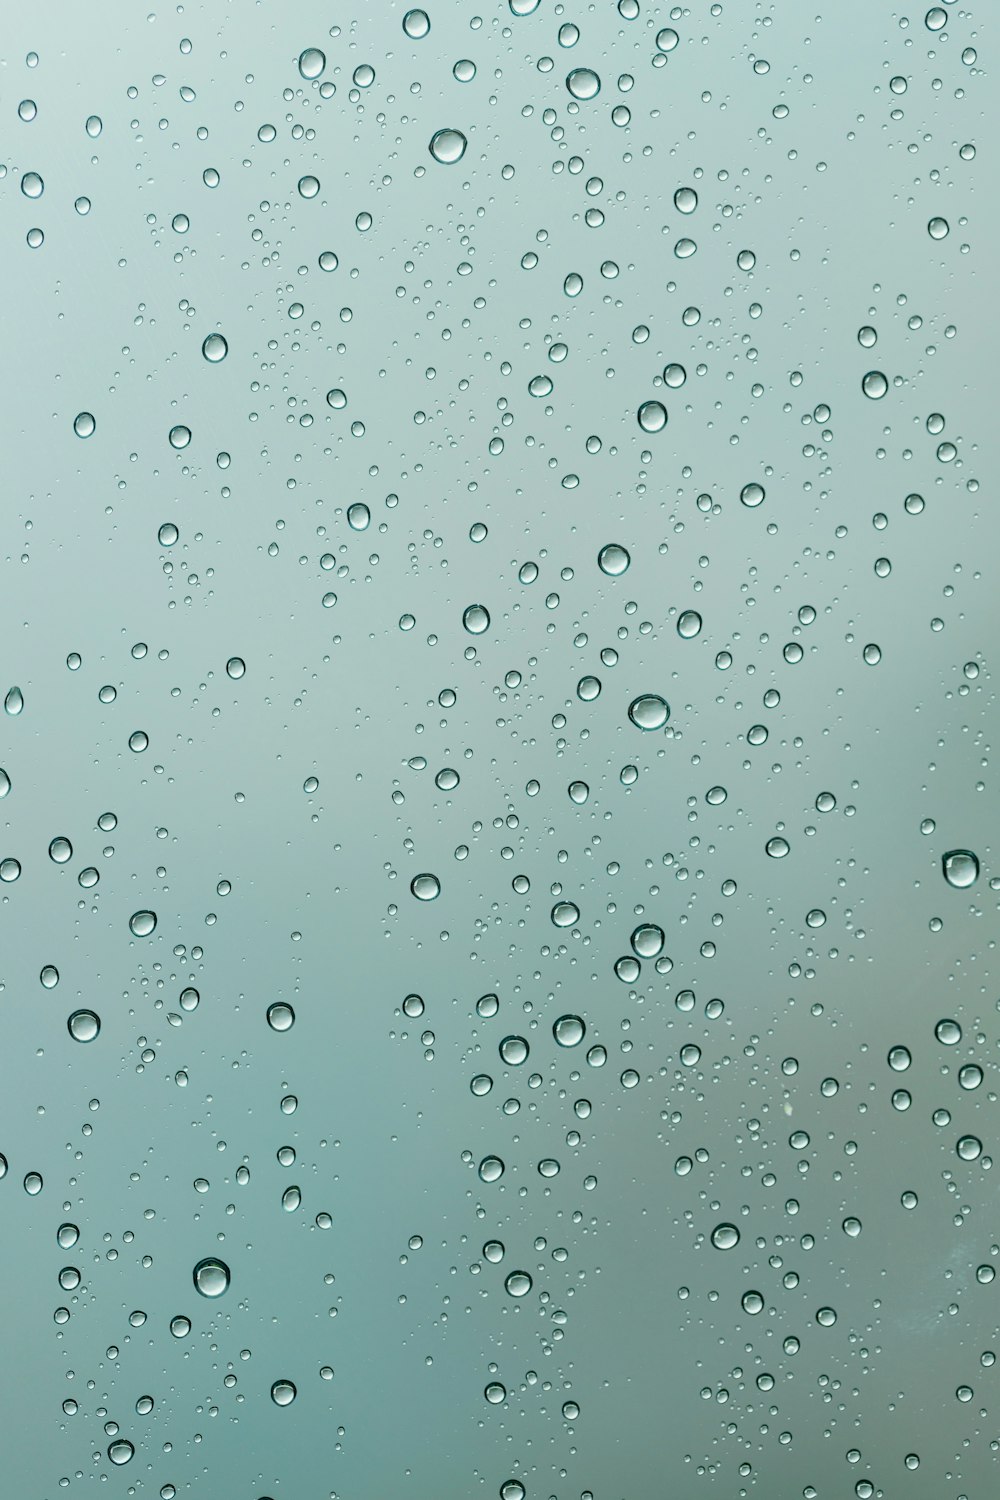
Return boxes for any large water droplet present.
[462,603,490,634]
[429,128,467,164]
[553,1014,585,1047]
[551,900,580,927]
[266,1002,295,1032]
[403,8,431,37]
[298,47,326,79]
[504,1269,533,1296]
[271,1379,297,1406]
[108,1440,134,1466]
[168,424,192,449]
[566,68,601,100]
[202,332,228,362]
[410,872,441,901]
[637,399,667,433]
[711,1222,740,1250]
[4,686,24,716]
[129,910,157,936]
[628,694,669,730]
[862,370,888,400]
[597,543,630,576]
[67,1009,100,1042]
[943,849,979,888]
[193,1256,231,1297]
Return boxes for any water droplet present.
[266,1002,295,1032]
[957,1135,982,1161]
[282,1185,302,1212]
[740,482,765,508]
[429,128,467,164]
[158,522,179,547]
[765,836,790,859]
[631,923,664,958]
[504,1269,532,1296]
[628,694,669,731]
[862,370,888,400]
[49,836,72,863]
[225,656,246,680]
[943,849,979,888]
[403,8,431,38]
[108,1440,134,1466]
[298,47,326,79]
[193,1256,230,1297]
[674,186,697,213]
[551,900,580,927]
[553,1014,585,1047]
[711,1222,740,1250]
[67,1009,100,1042]
[271,1379,297,1406]
[500,1035,529,1065]
[0,858,21,883]
[298,175,321,199]
[21,171,44,199]
[462,603,490,635]
[576,675,602,702]
[410,872,441,901]
[566,68,601,100]
[925,6,947,31]
[677,610,702,639]
[86,114,103,137]
[843,1216,862,1237]
[73,411,96,439]
[479,1155,505,1182]
[169,1315,191,1338]
[168,424,192,449]
[656,27,679,51]
[40,965,59,988]
[637,399,667,433]
[816,1306,837,1327]
[202,332,228,362]
[597,543,630,576]
[129,910,157,936]
[3,686,23,718]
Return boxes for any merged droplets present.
[67,1009,100,1043]
[628,694,670,731]
[942,849,979,888]
[429,128,467,165]
[192,1257,231,1297]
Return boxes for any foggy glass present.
[1,2,996,1498]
